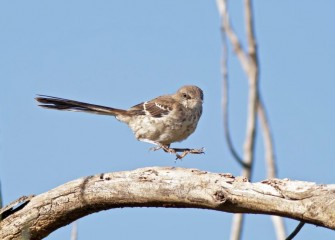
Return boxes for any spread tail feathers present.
[35,95,127,116]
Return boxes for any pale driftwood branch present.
[0,167,334,240]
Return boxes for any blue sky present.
[1,1,335,239]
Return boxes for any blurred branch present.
[216,0,249,74]
[258,98,277,181]
[217,0,288,239]
[217,0,258,238]
[71,221,78,240]
[1,167,334,240]
[220,24,246,168]
[258,97,286,239]
[241,0,258,177]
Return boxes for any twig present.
[217,0,256,239]
[242,0,258,179]
[245,0,257,66]
[218,0,258,174]
[220,23,248,169]
[258,96,287,239]
[246,0,288,236]
[217,0,288,239]
[258,98,277,180]
[216,0,249,74]
[285,221,306,240]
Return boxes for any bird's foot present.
[151,145,205,160]
[170,147,205,160]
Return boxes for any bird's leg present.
[148,140,167,151]
[169,147,205,160]
[151,144,204,160]
[149,144,180,157]
[149,143,172,152]
[159,145,186,160]
[150,144,172,153]
[149,145,163,151]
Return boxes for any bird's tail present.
[35,95,127,116]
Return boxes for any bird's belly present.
[128,115,198,145]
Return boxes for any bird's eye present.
[182,93,188,98]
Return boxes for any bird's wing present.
[129,96,174,118]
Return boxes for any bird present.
[35,85,204,159]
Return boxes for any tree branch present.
[70,221,78,240]
[258,96,287,239]
[0,167,334,240]
[217,0,288,239]
[220,24,246,168]
[216,0,249,75]
[258,97,277,178]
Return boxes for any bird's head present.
[175,85,203,109]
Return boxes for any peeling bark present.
[1,167,334,240]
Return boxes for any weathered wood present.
[1,167,334,240]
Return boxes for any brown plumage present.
[36,85,204,159]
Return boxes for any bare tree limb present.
[241,0,258,176]
[244,0,257,68]
[217,0,258,234]
[258,97,277,178]
[216,0,249,75]
[258,97,287,239]
[217,0,288,239]
[217,0,259,238]
[0,167,334,240]
[220,24,246,168]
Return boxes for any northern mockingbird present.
[36,85,204,159]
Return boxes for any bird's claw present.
[174,148,205,160]
[151,145,205,160]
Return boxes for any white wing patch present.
[155,102,170,110]
[142,101,172,118]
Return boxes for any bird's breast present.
[127,107,201,145]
